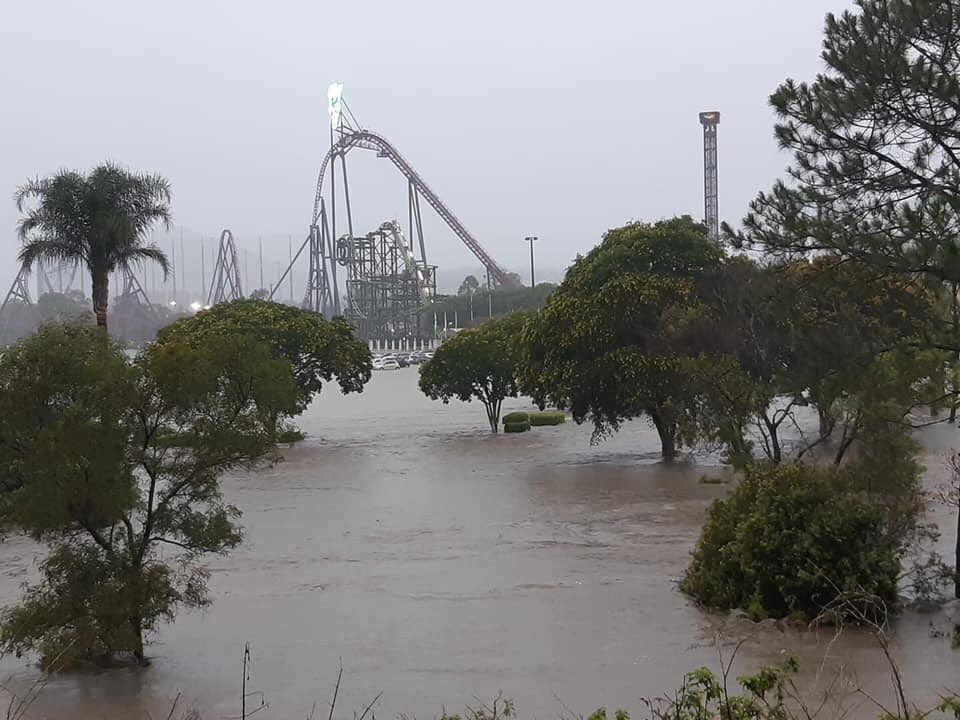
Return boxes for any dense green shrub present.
[277,426,306,443]
[503,421,531,433]
[680,462,910,620]
[529,411,566,426]
[502,412,530,424]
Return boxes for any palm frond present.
[18,237,87,270]
[15,162,173,280]
[114,244,171,278]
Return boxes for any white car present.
[380,358,400,371]
[372,357,384,371]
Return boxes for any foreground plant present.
[0,324,297,667]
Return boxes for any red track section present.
[311,129,516,288]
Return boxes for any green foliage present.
[37,291,92,324]
[729,0,960,289]
[529,411,565,426]
[458,274,481,296]
[587,710,629,720]
[681,462,916,620]
[277,426,306,443]
[15,162,171,330]
[521,216,723,458]
[691,257,945,467]
[641,659,800,720]
[425,284,556,332]
[419,314,528,433]
[0,323,297,666]
[157,299,371,416]
[503,421,531,433]
[502,412,530,424]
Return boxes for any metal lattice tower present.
[0,264,40,343]
[36,259,80,297]
[699,111,720,240]
[272,86,517,318]
[303,201,338,316]
[207,229,244,305]
[111,265,159,343]
[336,221,436,345]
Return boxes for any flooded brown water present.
[1,368,959,719]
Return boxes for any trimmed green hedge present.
[503,421,531,433]
[502,411,530,424]
[530,411,565,426]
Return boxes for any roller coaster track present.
[207,229,243,305]
[310,129,514,288]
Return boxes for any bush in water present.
[529,411,565,426]
[503,421,531,433]
[680,461,915,621]
[502,412,530,424]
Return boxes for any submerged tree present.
[521,216,723,459]
[419,313,528,432]
[693,256,946,466]
[0,324,297,667]
[15,162,172,330]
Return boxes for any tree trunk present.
[650,410,677,460]
[485,401,499,433]
[91,267,110,330]
[955,502,959,599]
[762,413,782,463]
[817,404,834,441]
[129,615,148,666]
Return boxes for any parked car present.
[396,354,410,367]
[372,357,384,371]
[380,358,400,371]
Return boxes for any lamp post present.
[525,236,538,287]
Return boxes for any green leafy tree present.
[692,256,946,466]
[419,314,527,432]
[156,299,372,416]
[457,275,480,296]
[521,216,723,459]
[37,290,92,324]
[425,283,555,332]
[729,0,960,285]
[0,324,297,667]
[15,163,172,330]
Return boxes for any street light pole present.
[525,236,538,287]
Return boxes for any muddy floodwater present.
[1,369,959,719]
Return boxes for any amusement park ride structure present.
[207,229,244,305]
[270,84,515,345]
[4,90,728,349]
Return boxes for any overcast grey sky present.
[0,0,851,295]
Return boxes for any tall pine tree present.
[730,0,960,283]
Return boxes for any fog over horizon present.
[0,0,853,299]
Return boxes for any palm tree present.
[15,162,172,330]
